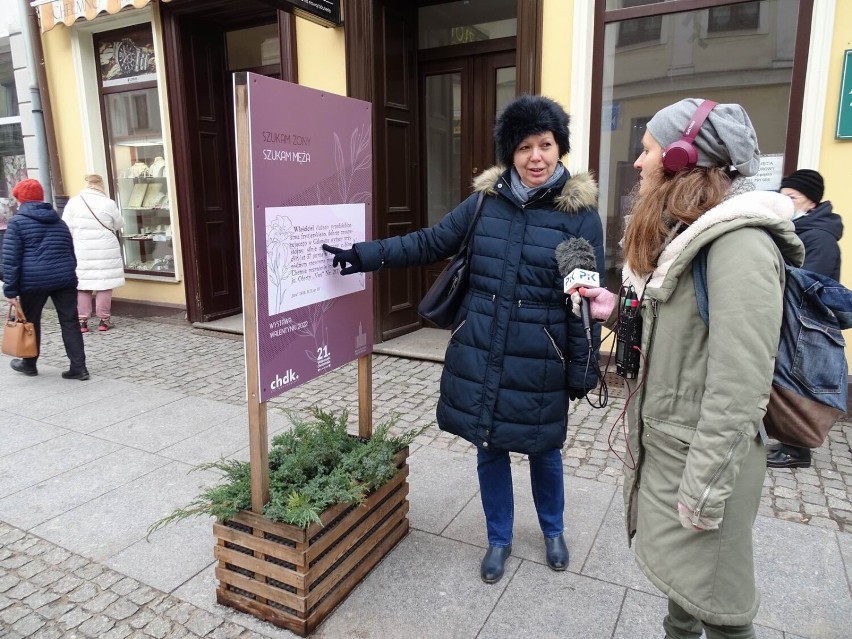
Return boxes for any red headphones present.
[661,99,718,174]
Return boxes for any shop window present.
[0,46,24,228]
[592,0,806,287]
[94,25,175,277]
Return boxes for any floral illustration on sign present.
[267,215,294,315]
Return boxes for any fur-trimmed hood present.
[472,165,598,214]
[625,187,804,299]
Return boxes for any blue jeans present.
[477,446,564,547]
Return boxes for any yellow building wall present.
[540,0,573,111]
[821,1,852,371]
[296,17,346,95]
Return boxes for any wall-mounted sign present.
[837,49,852,140]
[258,0,342,28]
[751,153,784,192]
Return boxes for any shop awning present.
[31,0,172,34]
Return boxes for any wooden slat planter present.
[213,448,410,635]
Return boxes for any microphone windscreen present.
[555,237,597,277]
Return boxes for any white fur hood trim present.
[625,190,796,296]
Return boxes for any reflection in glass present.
[425,73,461,227]
[226,24,279,71]
[419,0,516,49]
[597,0,799,286]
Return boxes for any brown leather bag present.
[2,300,37,358]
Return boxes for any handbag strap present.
[81,196,115,233]
[7,299,27,323]
[459,190,486,259]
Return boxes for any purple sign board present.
[240,73,373,402]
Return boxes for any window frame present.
[589,0,813,175]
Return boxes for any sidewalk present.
[1,311,851,638]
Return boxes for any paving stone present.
[0,573,20,592]
[67,583,100,603]
[30,569,66,588]
[12,612,47,635]
[103,598,139,621]
[58,606,93,629]
[1,604,30,624]
[24,590,61,609]
[144,616,173,639]
[78,613,116,635]
[30,624,64,639]
[185,609,223,636]
[51,575,84,594]
[38,601,74,620]
[81,590,120,613]
[102,624,134,639]
[6,581,38,600]
[111,577,141,596]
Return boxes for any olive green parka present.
[617,183,804,626]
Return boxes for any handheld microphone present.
[555,237,599,348]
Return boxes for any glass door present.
[421,51,516,228]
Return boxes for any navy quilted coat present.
[356,166,604,454]
[2,202,77,299]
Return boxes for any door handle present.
[472,167,478,174]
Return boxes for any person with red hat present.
[2,178,89,379]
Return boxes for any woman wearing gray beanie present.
[573,98,804,639]
[324,94,604,584]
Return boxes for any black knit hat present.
[494,95,570,168]
[780,169,824,204]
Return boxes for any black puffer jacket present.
[794,200,842,279]
[357,166,603,454]
[2,202,77,298]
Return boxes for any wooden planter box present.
[213,448,410,636]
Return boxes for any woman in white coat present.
[62,174,125,332]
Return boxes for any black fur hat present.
[494,95,570,168]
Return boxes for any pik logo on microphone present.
[563,269,600,294]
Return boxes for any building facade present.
[32,0,850,349]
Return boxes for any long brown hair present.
[623,166,732,276]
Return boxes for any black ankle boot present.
[767,445,811,469]
[480,545,511,584]
[10,359,38,376]
[544,534,569,571]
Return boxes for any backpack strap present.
[693,245,710,327]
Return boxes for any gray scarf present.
[509,163,566,203]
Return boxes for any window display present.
[96,25,174,277]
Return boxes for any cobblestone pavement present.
[31,310,852,533]
[0,522,287,639]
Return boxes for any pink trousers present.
[78,290,113,321]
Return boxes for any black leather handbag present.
[417,191,485,328]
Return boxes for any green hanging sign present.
[837,50,852,140]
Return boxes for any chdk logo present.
[271,368,299,390]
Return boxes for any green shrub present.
[147,408,425,536]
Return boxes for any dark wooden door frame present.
[160,6,298,322]
[345,0,542,341]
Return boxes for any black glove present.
[567,388,590,401]
[322,244,363,275]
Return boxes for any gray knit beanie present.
[646,98,761,176]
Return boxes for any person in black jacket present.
[323,95,603,583]
[2,179,89,380]
[769,168,842,468]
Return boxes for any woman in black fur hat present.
[324,95,603,583]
